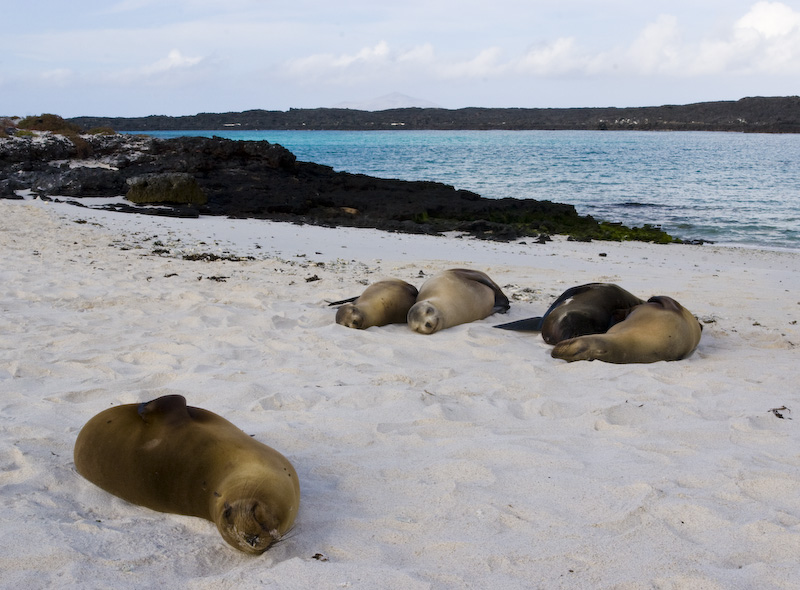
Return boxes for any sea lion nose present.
[244,533,260,547]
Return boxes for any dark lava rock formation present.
[0,132,674,243]
[69,96,800,133]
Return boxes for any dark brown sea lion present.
[74,395,300,554]
[551,295,703,363]
[333,279,419,329]
[495,283,644,344]
[407,268,510,334]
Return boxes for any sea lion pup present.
[332,279,419,329]
[495,283,644,344]
[407,268,510,334]
[74,395,300,554]
[551,295,703,363]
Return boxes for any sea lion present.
[407,268,510,334]
[551,295,703,363]
[333,279,419,329]
[74,394,300,554]
[495,283,644,344]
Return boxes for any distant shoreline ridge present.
[68,96,800,133]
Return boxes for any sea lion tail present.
[327,295,359,307]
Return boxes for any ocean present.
[137,130,800,250]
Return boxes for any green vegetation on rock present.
[126,173,208,206]
[17,113,92,157]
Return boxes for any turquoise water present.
[138,130,800,249]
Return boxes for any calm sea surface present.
[138,130,800,250]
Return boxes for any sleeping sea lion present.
[495,283,644,344]
[74,394,300,554]
[333,279,419,329]
[551,295,703,363]
[407,268,510,334]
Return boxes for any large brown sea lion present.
[550,295,703,363]
[407,268,510,334]
[333,279,419,329]
[495,283,645,344]
[74,395,300,554]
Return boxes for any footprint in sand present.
[0,446,35,486]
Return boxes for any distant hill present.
[333,92,442,110]
[69,96,800,133]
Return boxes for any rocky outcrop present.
[126,173,207,205]
[0,132,675,243]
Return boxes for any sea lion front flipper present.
[326,295,359,307]
[137,394,191,424]
[449,269,511,314]
[494,316,544,331]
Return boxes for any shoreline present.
[1,129,680,246]
[67,96,800,133]
[14,192,800,257]
[2,198,799,589]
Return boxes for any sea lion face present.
[335,304,365,329]
[407,302,442,334]
[551,336,613,362]
[215,497,285,555]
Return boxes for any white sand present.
[1,197,799,590]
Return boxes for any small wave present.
[612,202,663,209]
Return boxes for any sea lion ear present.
[137,394,189,423]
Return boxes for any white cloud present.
[141,49,203,75]
[281,1,800,84]
[625,15,682,74]
[397,43,435,64]
[681,1,800,75]
[290,42,386,70]
[440,47,505,79]
[736,1,800,37]
[106,49,207,84]
[517,38,583,76]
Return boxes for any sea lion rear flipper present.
[138,394,191,424]
[450,269,510,314]
[494,316,544,331]
[326,296,359,307]
[492,302,510,314]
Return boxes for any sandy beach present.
[1,197,798,589]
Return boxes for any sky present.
[2,0,800,117]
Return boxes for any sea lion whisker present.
[268,526,297,547]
